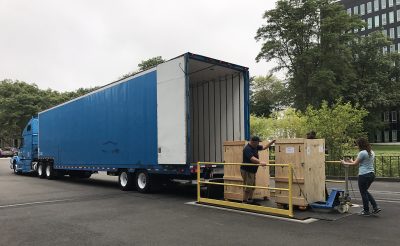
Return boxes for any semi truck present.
[10,52,250,192]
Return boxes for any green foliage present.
[255,0,362,110]
[250,108,307,140]
[250,75,290,117]
[250,100,368,159]
[120,56,165,79]
[304,100,368,159]
[0,79,98,145]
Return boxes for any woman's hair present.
[356,138,372,157]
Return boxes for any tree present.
[0,79,99,146]
[255,0,364,110]
[250,75,290,116]
[303,100,368,159]
[346,32,400,138]
[120,56,165,79]
[250,100,368,160]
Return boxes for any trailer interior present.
[188,57,247,164]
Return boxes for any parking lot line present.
[185,201,319,224]
[0,199,74,209]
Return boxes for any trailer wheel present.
[135,170,153,193]
[37,163,46,179]
[45,164,57,180]
[118,171,135,191]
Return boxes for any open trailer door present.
[156,55,187,165]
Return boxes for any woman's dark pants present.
[358,172,378,212]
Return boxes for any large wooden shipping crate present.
[274,139,325,207]
[223,141,270,201]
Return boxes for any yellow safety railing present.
[197,162,294,218]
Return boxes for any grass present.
[371,144,400,155]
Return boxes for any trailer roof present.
[39,52,248,115]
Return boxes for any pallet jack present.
[310,164,352,213]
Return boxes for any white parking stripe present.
[185,201,319,224]
[0,199,74,209]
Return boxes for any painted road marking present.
[185,201,319,224]
[0,199,75,209]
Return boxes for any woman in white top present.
[341,138,381,216]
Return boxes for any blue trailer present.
[11,53,250,192]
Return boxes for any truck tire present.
[118,171,135,191]
[45,164,57,180]
[37,163,46,179]
[135,170,154,193]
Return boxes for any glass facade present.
[340,0,400,143]
[367,2,372,13]
[374,0,379,11]
[361,4,366,15]
[375,15,380,27]
[389,11,394,23]
[368,17,373,29]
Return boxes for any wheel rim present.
[120,172,128,187]
[46,165,51,177]
[38,165,42,176]
[138,173,147,189]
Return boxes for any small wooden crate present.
[274,138,325,206]
[223,141,270,201]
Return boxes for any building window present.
[383,46,388,54]
[390,44,396,52]
[397,27,400,38]
[389,11,394,23]
[397,10,400,23]
[397,43,400,52]
[375,15,380,27]
[374,0,380,11]
[392,111,397,122]
[389,0,394,7]
[382,13,387,25]
[360,4,365,15]
[393,130,398,142]
[367,2,373,13]
[376,130,382,142]
[354,6,359,15]
[397,0,400,5]
[347,8,352,15]
[383,0,388,9]
[390,27,395,38]
[383,29,388,36]
[384,111,390,121]
[368,17,373,29]
[384,131,390,142]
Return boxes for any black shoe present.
[372,208,382,215]
[358,210,371,216]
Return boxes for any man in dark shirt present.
[241,136,275,204]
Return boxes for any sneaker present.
[372,208,382,215]
[358,210,371,216]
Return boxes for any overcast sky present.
[0,0,278,92]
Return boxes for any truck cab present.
[10,117,39,174]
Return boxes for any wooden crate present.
[223,141,270,201]
[274,138,325,206]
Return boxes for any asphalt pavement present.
[0,158,399,246]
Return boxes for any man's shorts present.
[241,169,256,193]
